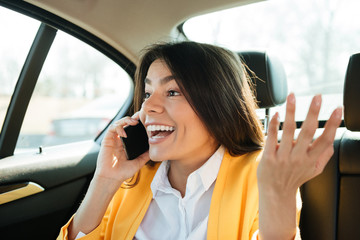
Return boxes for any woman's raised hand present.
[257,93,343,195]
[94,112,150,190]
[257,93,342,239]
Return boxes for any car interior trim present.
[0,182,44,205]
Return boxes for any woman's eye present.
[168,90,180,97]
[144,92,151,99]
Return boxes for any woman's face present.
[139,59,218,164]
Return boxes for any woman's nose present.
[141,92,164,114]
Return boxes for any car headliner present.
[25,0,262,64]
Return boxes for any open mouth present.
[146,125,175,139]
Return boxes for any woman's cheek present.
[139,104,146,124]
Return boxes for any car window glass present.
[0,6,39,134]
[16,29,132,151]
[183,0,360,121]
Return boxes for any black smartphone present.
[120,120,149,160]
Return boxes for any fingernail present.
[314,94,322,107]
[288,93,295,104]
[334,107,343,119]
[275,112,280,122]
[272,112,280,125]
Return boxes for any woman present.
[58,41,342,240]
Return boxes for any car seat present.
[337,53,360,239]
[300,53,360,240]
[238,51,288,133]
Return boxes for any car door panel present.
[0,141,99,239]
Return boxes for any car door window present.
[15,29,132,150]
[0,6,39,134]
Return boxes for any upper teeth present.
[147,125,175,131]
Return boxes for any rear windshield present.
[183,0,360,121]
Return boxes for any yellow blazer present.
[58,150,263,240]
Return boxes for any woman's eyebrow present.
[144,75,176,85]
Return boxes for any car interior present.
[0,0,359,239]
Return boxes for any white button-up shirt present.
[134,146,225,240]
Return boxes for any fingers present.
[131,111,140,120]
[312,145,334,176]
[277,93,296,156]
[309,107,342,163]
[135,151,150,167]
[110,116,139,138]
[259,93,342,192]
[264,112,280,156]
[294,95,322,153]
[113,137,125,159]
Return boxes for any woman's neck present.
[167,144,219,197]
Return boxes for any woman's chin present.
[149,148,169,162]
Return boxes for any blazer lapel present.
[207,150,261,240]
[112,164,160,240]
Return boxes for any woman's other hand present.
[257,93,342,240]
[258,93,342,194]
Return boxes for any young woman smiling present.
[58,42,342,240]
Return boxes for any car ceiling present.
[25,0,262,64]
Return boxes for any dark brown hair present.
[134,41,264,156]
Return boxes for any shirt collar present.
[150,146,225,198]
[150,159,171,197]
[195,145,225,191]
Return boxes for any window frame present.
[0,0,136,158]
